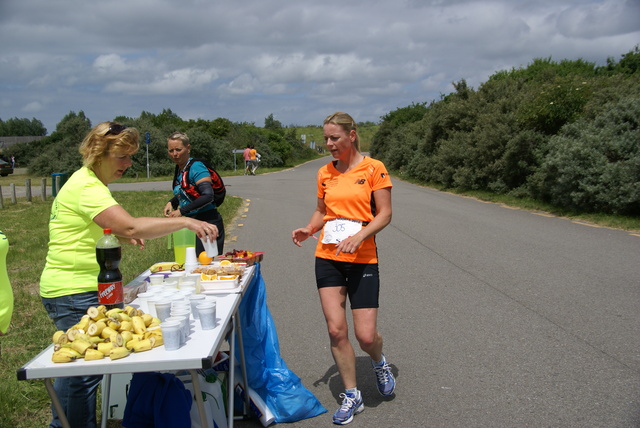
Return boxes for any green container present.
[170,229,196,265]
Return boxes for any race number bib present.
[321,219,363,244]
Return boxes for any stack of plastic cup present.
[160,321,182,350]
[189,294,206,319]
[165,316,189,344]
[154,301,172,322]
[184,247,198,274]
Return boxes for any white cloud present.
[0,0,638,133]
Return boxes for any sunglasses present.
[105,123,128,136]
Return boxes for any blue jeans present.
[41,291,102,428]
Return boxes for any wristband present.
[306,224,316,234]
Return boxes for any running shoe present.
[372,355,396,396]
[332,392,364,425]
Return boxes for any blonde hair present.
[324,112,360,151]
[79,122,140,169]
[167,131,189,146]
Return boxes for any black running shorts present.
[315,257,380,309]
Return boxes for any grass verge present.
[0,191,242,428]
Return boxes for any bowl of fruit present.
[217,249,264,265]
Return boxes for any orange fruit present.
[219,260,232,266]
[198,251,213,265]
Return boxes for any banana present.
[75,315,92,332]
[151,335,164,347]
[52,350,77,363]
[55,347,83,359]
[150,262,181,273]
[120,330,134,345]
[74,333,93,343]
[52,330,66,344]
[141,313,154,327]
[67,327,84,342]
[87,320,106,337]
[132,338,153,352]
[148,317,161,328]
[125,338,140,351]
[101,326,118,340]
[105,308,123,318]
[87,306,106,321]
[119,320,133,332]
[107,319,121,330]
[109,346,131,360]
[97,305,107,313]
[84,349,105,361]
[109,331,124,347]
[97,342,114,355]
[70,338,93,355]
[117,312,132,323]
[131,316,147,335]
[123,306,138,317]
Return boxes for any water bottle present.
[96,228,124,309]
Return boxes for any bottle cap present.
[103,228,112,234]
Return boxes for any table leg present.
[234,313,251,416]
[228,317,235,428]
[101,374,112,428]
[43,378,71,428]
[189,369,209,428]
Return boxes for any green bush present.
[529,97,640,214]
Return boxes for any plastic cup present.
[135,291,155,314]
[197,302,217,330]
[202,235,218,258]
[179,280,197,290]
[146,297,161,318]
[171,308,191,321]
[178,289,195,300]
[189,294,206,319]
[185,246,197,265]
[155,301,172,322]
[171,303,191,316]
[160,321,182,351]
[165,316,189,344]
[163,279,179,289]
[148,275,164,286]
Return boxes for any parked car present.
[0,159,14,176]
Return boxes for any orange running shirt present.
[315,156,392,264]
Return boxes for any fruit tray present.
[216,251,264,266]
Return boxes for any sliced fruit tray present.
[216,251,264,266]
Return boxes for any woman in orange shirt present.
[292,112,395,425]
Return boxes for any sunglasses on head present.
[105,123,127,136]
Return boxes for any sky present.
[1,0,639,135]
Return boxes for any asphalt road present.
[8,160,640,427]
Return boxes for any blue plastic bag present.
[236,263,327,423]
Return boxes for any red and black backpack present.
[173,158,226,207]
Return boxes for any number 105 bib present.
[321,218,363,244]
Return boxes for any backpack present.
[173,158,226,207]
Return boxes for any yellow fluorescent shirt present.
[315,157,392,264]
[40,167,119,298]
[0,230,13,334]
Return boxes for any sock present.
[345,387,359,397]
[373,354,386,367]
